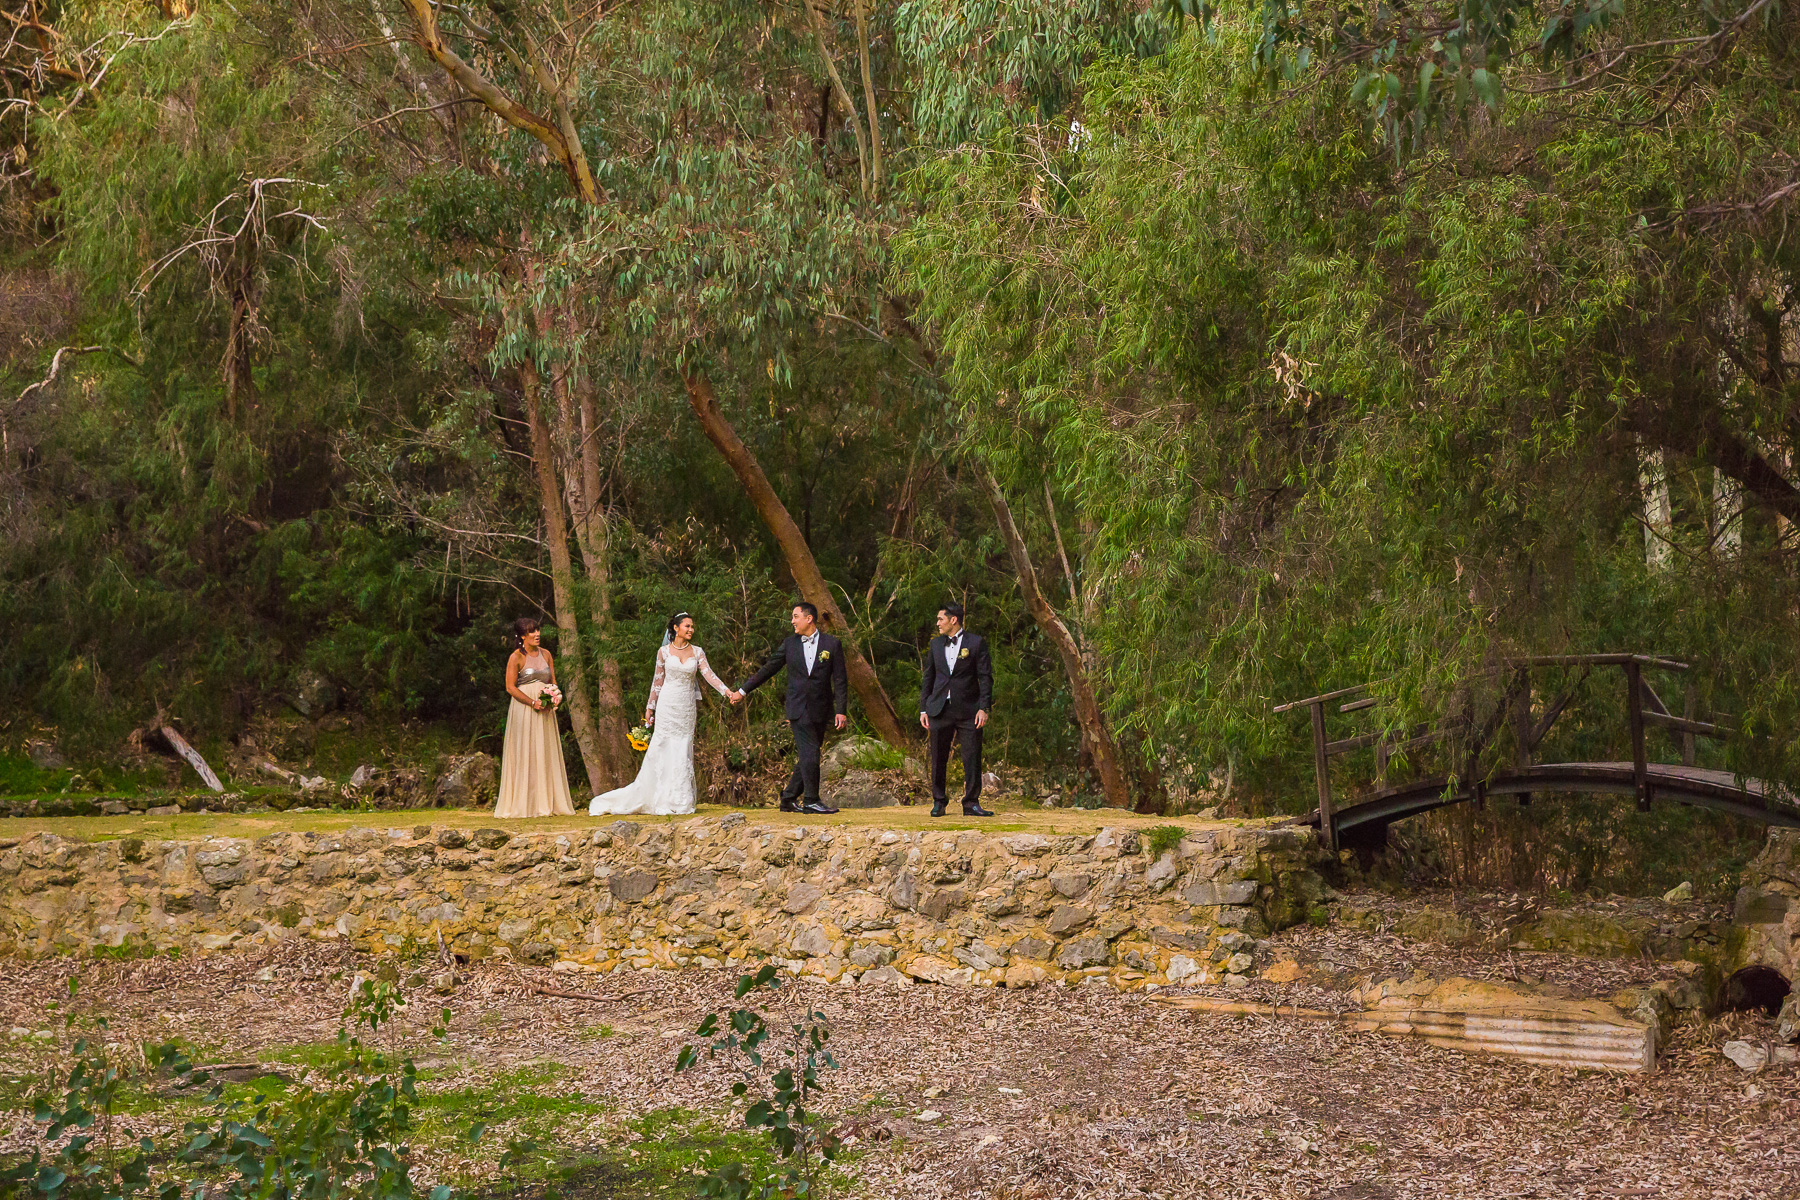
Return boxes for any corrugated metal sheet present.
[1151,992,1655,1072]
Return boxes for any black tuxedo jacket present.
[919,631,993,721]
[739,632,849,724]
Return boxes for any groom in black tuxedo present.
[733,602,848,815]
[919,602,994,817]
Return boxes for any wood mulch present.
[0,940,1796,1199]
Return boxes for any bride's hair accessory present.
[662,610,693,647]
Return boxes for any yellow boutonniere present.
[959,647,970,659]
[820,650,831,661]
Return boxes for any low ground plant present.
[676,965,842,1199]
[1145,824,1187,858]
[2,978,459,1200]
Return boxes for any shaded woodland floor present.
[2,939,1797,1200]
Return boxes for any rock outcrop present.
[0,817,1327,988]
[1734,829,1800,987]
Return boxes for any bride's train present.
[590,644,731,816]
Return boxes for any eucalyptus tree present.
[903,0,1800,795]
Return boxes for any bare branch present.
[14,344,138,406]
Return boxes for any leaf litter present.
[0,940,1795,1199]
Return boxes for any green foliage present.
[901,1,1800,815]
[675,965,841,1199]
[846,741,905,772]
[1144,824,1187,859]
[1,977,461,1200]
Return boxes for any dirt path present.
[1,945,1796,1200]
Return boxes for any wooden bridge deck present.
[1302,761,1800,836]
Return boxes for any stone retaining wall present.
[1736,829,1800,983]
[0,817,1329,988]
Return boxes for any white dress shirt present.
[802,632,819,673]
[944,632,962,675]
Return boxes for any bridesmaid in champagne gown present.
[494,617,576,818]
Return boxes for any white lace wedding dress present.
[590,644,731,816]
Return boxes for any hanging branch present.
[852,0,880,199]
[805,0,869,198]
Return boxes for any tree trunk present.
[537,303,634,788]
[853,0,882,198]
[683,368,911,749]
[978,463,1131,809]
[571,352,636,776]
[522,360,607,795]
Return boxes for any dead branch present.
[13,344,139,406]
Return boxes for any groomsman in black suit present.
[732,602,847,814]
[919,602,994,817]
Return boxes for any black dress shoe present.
[801,800,838,815]
[962,803,994,817]
[930,802,946,817]
[778,800,799,813]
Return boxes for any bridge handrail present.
[1271,654,1690,714]
[1276,653,1717,852]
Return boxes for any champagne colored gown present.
[494,652,576,818]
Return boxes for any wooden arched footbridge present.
[1275,654,1800,853]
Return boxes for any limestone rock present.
[1778,993,1800,1044]
[609,869,658,903]
[1182,880,1258,907]
[1056,936,1110,970]
[1046,905,1092,935]
[287,669,340,718]
[791,926,833,958]
[1004,963,1049,987]
[1733,886,1791,927]
[1723,1040,1768,1073]
[471,827,511,850]
[1661,881,1694,903]
[1262,959,1304,984]
[1166,955,1200,983]
[1009,935,1053,961]
[824,769,901,808]
[1513,910,1641,957]
[784,883,824,914]
[859,965,910,987]
[849,944,894,968]
[821,735,887,783]
[1395,906,1476,947]
[25,740,66,770]
[1050,872,1092,898]
[434,754,499,809]
[1144,854,1178,891]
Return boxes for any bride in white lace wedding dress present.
[590,612,734,816]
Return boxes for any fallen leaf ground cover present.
[0,939,1795,1200]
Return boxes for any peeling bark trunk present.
[853,0,881,198]
[571,353,634,777]
[978,463,1130,809]
[523,361,607,795]
[683,368,910,749]
[537,304,633,788]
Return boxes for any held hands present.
[728,690,744,704]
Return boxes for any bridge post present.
[1309,700,1336,854]
[1511,669,1532,807]
[1626,660,1651,811]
